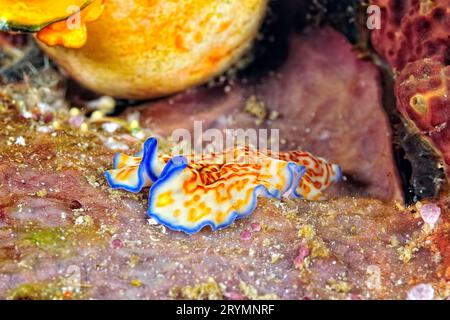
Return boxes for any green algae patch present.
[17,224,109,258]
[21,227,75,258]
[23,228,67,250]
[8,279,88,300]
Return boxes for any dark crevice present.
[0,38,46,83]
[242,0,363,77]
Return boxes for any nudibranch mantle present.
[105,138,342,234]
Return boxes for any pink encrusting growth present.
[294,244,310,268]
[105,138,341,234]
[419,203,441,228]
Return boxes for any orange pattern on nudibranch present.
[116,167,135,180]
[156,191,175,208]
[267,150,340,200]
[105,138,342,234]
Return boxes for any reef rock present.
[371,0,450,179]
[396,59,450,170]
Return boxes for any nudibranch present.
[105,138,342,234]
[0,0,104,48]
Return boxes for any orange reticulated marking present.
[188,208,197,222]
[188,205,212,223]
[37,0,105,48]
[312,180,323,190]
[302,174,313,184]
[117,155,142,169]
[183,175,198,193]
[106,138,341,234]
[275,163,287,189]
[214,183,229,203]
[116,167,137,181]
[303,183,311,193]
[215,211,226,224]
[117,160,128,170]
[235,199,244,211]
[156,191,174,207]
[234,180,245,192]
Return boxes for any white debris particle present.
[15,136,26,146]
[22,111,33,119]
[102,122,121,133]
[104,137,129,151]
[37,102,51,113]
[37,126,52,133]
[407,284,434,300]
[366,265,381,290]
[74,215,94,227]
[147,218,159,226]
